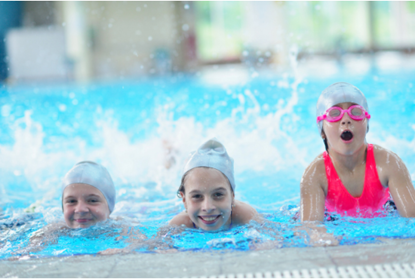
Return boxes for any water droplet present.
[58,104,66,112]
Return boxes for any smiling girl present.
[61,161,115,228]
[301,82,415,222]
[169,138,259,231]
[14,161,146,257]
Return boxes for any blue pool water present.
[1,68,415,259]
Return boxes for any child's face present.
[323,102,368,155]
[62,183,110,228]
[181,168,234,231]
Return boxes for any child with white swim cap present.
[19,161,146,257]
[301,82,415,222]
[14,161,122,257]
[61,161,116,228]
[169,138,259,231]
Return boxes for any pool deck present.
[1,238,414,278]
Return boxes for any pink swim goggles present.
[316,105,371,123]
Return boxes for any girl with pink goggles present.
[316,104,371,123]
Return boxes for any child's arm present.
[12,222,65,257]
[100,219,147,255]
[382,149,415,217]
[106,214,192,254]
[298,157,340,246]
[300,156,327,222]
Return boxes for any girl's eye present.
[89,199,98,203]
[351,107,363,116]
[192,194,202,199]
[213,192,224,198]
[66,199,76,204]
[329,109,341,117]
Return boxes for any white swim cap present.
[316,82,369,132]
[61,161,116,213]
[183,138,235,191]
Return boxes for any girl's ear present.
[180,192,188,213]
[231,192,236,208]
[180,191,186,203]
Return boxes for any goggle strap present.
[316,115,326,123]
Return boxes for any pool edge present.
[1,238,415,278]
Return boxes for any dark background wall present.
[0,1,22,81]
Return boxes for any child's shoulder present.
[168,211,193,228]
[232,200,258,225]
[372,143,393,154]
[372,144,401,163]
[301,152,328,193]
[312,153,325,166]
[372,143,405,170]
[303,153,326,177]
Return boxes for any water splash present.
[1,70,415,258]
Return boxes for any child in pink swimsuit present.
[301,82,415,221]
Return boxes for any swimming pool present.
[1,65,415,259]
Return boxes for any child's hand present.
[155,248,178,254]
[99,248,128,255]
[294,223,341,247]
[8,254,33,261]
[249,239,283,251]
[307,229,339,247]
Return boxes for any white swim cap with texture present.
[183,138,235,191]
[316,82,369,132]
[61,161,116,213]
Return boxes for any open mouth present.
[341,130,353,141]
[198,215,221,225]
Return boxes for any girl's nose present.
[341,112,352,125]
[75,201,89,213]
[202,198,215,212]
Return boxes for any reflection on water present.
[1,69,415,258]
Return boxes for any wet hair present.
[321,128,329,152]
[177,166,234,198]
[323,138,329,152]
